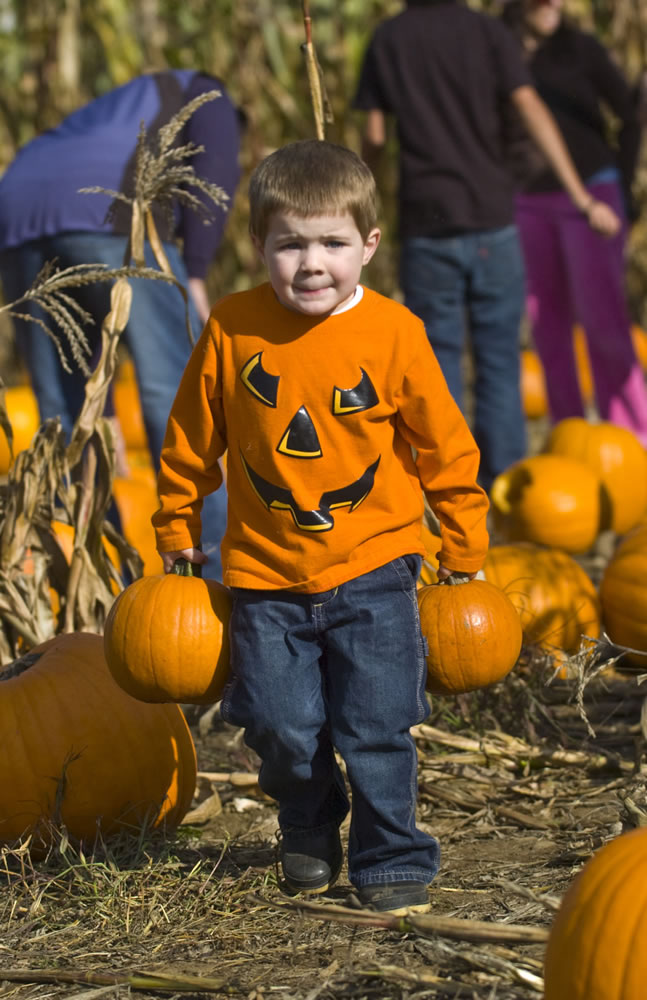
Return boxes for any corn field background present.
[1,0,647,376]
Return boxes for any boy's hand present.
[437,565,476,585]
[161,548,208,574]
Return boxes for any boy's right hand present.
[161,548,208,574]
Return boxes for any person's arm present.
[361,109,387,171]
[187,277,211,325]
[511,85,620,236]
[152,320,226,565]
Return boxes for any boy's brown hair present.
[249,139,378,242]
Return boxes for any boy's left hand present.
[437,565,476,584]
[161,547,208,574]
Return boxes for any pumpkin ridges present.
[544,828,647,1000]
[418,580,522,695]
[0,633,197,845]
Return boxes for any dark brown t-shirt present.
[353,0,531,236]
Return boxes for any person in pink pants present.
[503,0,647,445]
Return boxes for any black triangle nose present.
[276,405,322,458]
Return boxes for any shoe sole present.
[382,901,431,916]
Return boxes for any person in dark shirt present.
[501,0,647,445]
[0,70,242,576]
[353,0,619,490]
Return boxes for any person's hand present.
[160,547,208,574]
[436,565,476,584]
[582,199,621,238]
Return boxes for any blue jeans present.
[221,554,440,888]
[400,226,526,491]
[0,231,226,577]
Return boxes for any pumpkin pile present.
[0,632,197,849]
[487,414,647,671]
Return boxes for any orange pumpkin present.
[114,359,148,451]
[0,632,197,847]
[631,324,647,370]
[0,384,40,475]
[489,454,601,554]
[483,543,600,653]
[113,475,163,575]
[520,348,548,419]
[544,827,647,1000]
[417,579,522,694]
[572,324,594,406]
[104,561,232,704]
[599,536,647,666]
[545,417,647,534]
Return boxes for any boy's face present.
[254,211,381,317]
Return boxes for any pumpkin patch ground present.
[2,646,646,1000]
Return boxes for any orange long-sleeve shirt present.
[153,283,489,591]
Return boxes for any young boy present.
[153,139,489,915]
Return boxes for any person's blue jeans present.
[220,554,441,888]
[0,231,226,577]
[400,226,526,491]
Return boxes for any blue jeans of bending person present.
[221,554,441,889]
[0,231,227,577]
[400,225,526,492]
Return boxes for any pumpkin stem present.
[0,648,43,680]
[171,558,202,579]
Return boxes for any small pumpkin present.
[0,384,40,475]
[483,543,600,653]
[545,417,647,535]
[104,560,232,704]
[544,827,647,1000]
[599,536,647,667]
[417,579,522,694]
[520,348,548,420]
[0,632,197,848]
[489,454,601,554]
[572,324,594,406]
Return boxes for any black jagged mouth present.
[240,452,381,532]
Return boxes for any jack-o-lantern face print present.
[239,351,381,532]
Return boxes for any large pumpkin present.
[417,579,522,694]
[0,384,40,475]
[483,543,600,653]
[489,454,601,553]
[0,632,196,847]
[104,561,232,704]
[545,417,647,535]
[599,536,647,667]
[544,827,647,1000]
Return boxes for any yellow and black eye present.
[332,368,378,416]
[240,352,280,407]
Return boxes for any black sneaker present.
[353,880,430,915]
[279,827,343,894]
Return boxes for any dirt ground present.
[1,628,646,999]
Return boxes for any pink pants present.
[516,181,647,445]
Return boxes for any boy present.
[153,140,489,915]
